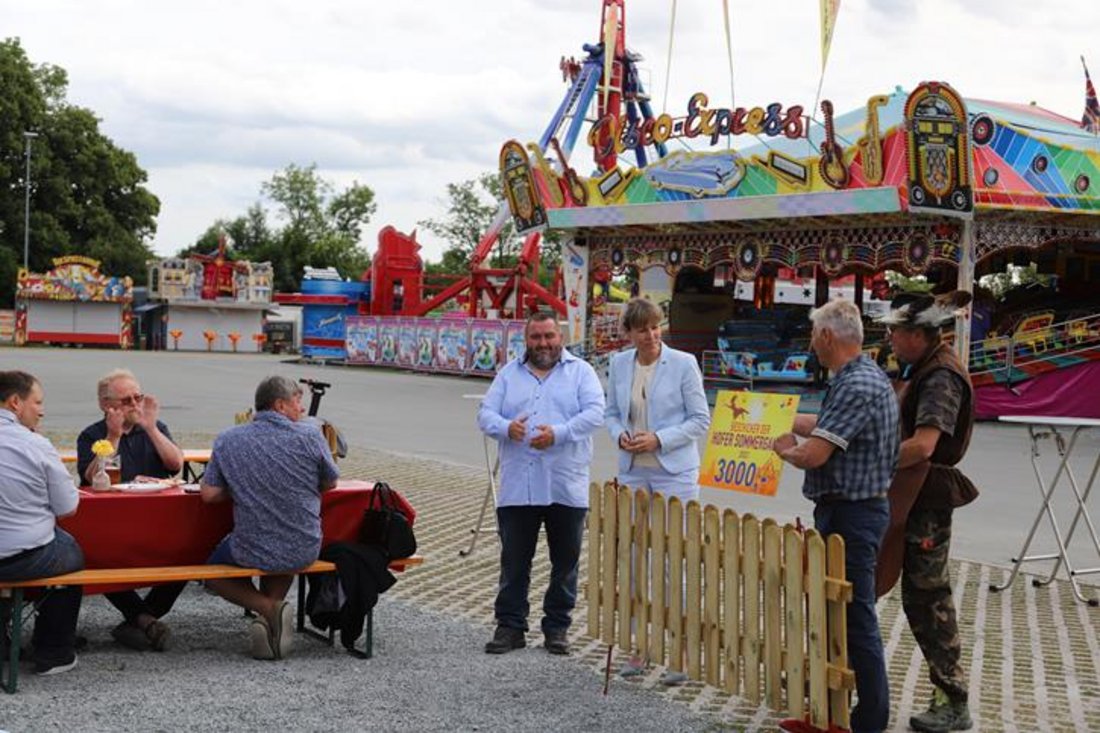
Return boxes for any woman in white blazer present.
[606,298,712,682]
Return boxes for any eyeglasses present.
[111,393,144,406]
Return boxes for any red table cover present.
[58,479,416,593]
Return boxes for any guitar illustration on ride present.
[818,100,850,189]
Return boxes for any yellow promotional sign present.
[700,390,800,496]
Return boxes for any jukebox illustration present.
[905,81,973,215]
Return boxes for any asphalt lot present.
[4,344,1099,572]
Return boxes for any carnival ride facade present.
[14,256,133,348]
[489,2,1100,416]
[146,236,274,352]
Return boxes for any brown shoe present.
[543,630,569,655]
[143,620,172,652]
[111,622,149,652]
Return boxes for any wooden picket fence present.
[586,482,855,730]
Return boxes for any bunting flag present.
[820,0,841,71]
[1082,56,1100,133]
[722,0,735,110]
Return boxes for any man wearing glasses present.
[76,368,184,652]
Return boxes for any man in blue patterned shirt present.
[201,375,339,661]
[478,313,604,656]
[773,299,898,733]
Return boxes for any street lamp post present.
[22,130,39,271]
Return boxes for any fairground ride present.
[412,0,668,319]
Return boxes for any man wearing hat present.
[879,291,978,733]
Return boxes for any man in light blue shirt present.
[0,370,84,676]
[478,313,603,656]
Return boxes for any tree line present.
[0,38,558,307]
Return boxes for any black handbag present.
[358,482,417,559]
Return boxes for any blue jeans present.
[494,504,587,635]
[814,497,890,733]
[0,530,84,665]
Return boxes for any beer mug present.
[104,454,122,486]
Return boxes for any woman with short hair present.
[604,297,711,682]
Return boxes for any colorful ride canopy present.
[538,82,1100,226]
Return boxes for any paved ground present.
[5,347,1100,730]
[9,345,1100,570]
[16,434,1095,732]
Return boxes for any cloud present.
[8,0,1100,264]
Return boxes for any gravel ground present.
[0,583,722,733]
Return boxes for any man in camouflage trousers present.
[883,292,979,733]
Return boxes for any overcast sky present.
[7,0,1100,265]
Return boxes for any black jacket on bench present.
[307,542,396,650]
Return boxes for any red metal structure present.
[366,226,424,316]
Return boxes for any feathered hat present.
[877,290,973,328]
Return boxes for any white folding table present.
[991,415,1100,606]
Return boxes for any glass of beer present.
[104,454,122,486]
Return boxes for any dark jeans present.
[0,530,84,665]
[105,583,187,624]
[494,504,587,635]
[815,497,890,733]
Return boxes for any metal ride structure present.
[413,0,667,320]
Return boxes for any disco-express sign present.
[589,92,805,158]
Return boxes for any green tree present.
[419,171,562,288]
[418,172,514,273]
[0,38,160,305]
[181,164,375,292]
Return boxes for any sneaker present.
[659,670,688,687]
[249,617,275,660]
[619,655,647,678]
[543,630,569,655]
[484,626,526,654]
[35,654,77,676]
[910,689,973,732]
[275,601,294,660]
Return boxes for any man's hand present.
[508,415,528,442]
[530,425,555,450]
[132,393,160,432]
[772,432,797,456]
[104,405,126,440]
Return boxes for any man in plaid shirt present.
[773,299,899,733]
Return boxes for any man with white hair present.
[77,369,184,652]
[772,299,898,733]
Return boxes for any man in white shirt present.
[0,370,84,675]
[477,313,604,655]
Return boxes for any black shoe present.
[484,626,525,654]
[543,630,569,655]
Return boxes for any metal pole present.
[22,131,39,271]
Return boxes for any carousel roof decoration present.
[16,256,132,303]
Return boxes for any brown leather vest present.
[897,341,974,467]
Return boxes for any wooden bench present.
[0,555,424,693]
